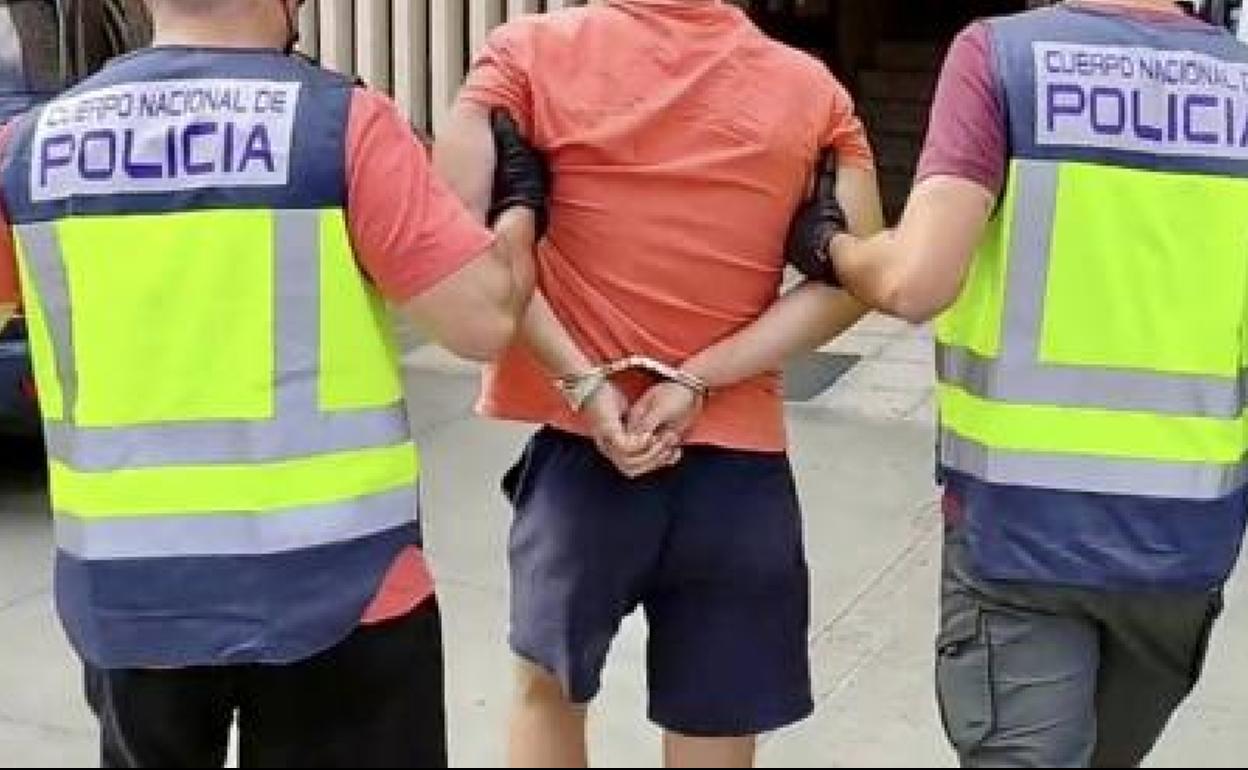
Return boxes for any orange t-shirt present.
[460,0,874,452]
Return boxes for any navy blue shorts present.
[503,427,813,737]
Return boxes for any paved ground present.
[2,314,1246,767]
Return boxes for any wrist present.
[678,356,722,391]
[827,231,856,263]
[493,206,538,245]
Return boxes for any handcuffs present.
[554,355,710,412]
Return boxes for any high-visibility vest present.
[936,5,1248,589]
[3,48,421,667]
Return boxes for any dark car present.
[0,0,148,437]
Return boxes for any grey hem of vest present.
[937,344,1245,419]
[941,430,1248,500]
[55,485,418,560]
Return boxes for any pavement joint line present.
[0,709,91,738]
[434,577,504,597]
[809,499,939,643]
[0,584,50,613]
[414,411,474,442]
[806,502,942,707]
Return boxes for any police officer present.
[0,0,545,766]
[797,0,1247,766]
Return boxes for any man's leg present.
[504,428,671,768]
[508,659,589,768]
[1088,589,1223,767]
[646,448,813,768]
[663,734,755,769]
[937,529,1100,768]
[238,598,447,768]
[83,663,234,768]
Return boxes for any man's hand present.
[626,381,704,450]
[784,151,849,286]
[583,381,679,478]
[488,110,551,237]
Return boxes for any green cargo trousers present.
[936,527,1223,768]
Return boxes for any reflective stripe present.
[17,223,77,421]
[274,209,320,415]
[16,210,414,472]
[940,158,1247,496]
[41,406,410,470]
[937,343,1245,419]
[999,159,1058,364]
[55,485,417,559]
[941,430,1248,500]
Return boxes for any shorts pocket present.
[935,609,995,752]
[502,430,551,508]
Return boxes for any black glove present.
[784,151,848,287]
[488,110,551,237]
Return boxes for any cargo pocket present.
[935,608,995,753]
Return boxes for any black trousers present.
[84,599,447,768]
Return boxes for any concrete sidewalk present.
[1,315,1246,767]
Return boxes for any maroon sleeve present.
[915,22,1008,196]
[0,123,17,307]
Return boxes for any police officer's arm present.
[828,21,1002,324]
[0,302,12,331]
[346,89,534,363]
[829,176,994,324]
[396,208,536,363]
[435,100,601,384]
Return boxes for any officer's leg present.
[238,598,448,768]
[84,662,233,768]
[1089,590,1223,767]
[936,531,1098,768]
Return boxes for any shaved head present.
[146,0,239,12]
[144,0,300,49]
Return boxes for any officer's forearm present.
[681,282,865,389]
[0,303,13,332]
[832,175,993,323]
[830,230,925,321]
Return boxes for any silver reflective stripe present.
[937,344,1245,419]
[16,223,77,421]
[273,209,320,415]
[999,159,1059,365]
[16,211,413,472]
[41,407,410,470]
[941,430,1248,500]
[55,486,417,559]
[940,158,1248,492]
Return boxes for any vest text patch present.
[1035,42,1248,160]
[30,78,301,202]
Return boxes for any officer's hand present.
[784,151,848,286]
[488,110,551,238]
